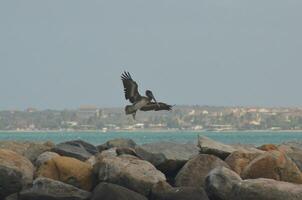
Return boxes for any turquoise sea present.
[0,131,302,146]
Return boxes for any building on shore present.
[77,105,100,120]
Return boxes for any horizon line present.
[1,104,302,111]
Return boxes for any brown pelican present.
[121,71,172,119]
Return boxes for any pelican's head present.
[146,90,154,100]
[146,90,159,106]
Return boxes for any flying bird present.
[121,71,172,119]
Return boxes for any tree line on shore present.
[1,106,302,131]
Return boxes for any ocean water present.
[0,131,302,146]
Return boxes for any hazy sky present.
[1,1,302,109]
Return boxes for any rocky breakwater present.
[0,149,34,199]
[0,137,302,199]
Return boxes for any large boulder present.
[85,148,117,168]
[94,154,166,196]
[242,150,302,184]
[98,147,118,158]
[116,147,138,157]
[198,136,263,160]
[282,141,302,150]
[139,142,199,163]
[52,140,96,161]
[36,156,94,191]
[231,178,302,200]
[137,142,199,180]
[0,141,40,155]
[19,177,91,200]
[134,146,166,167]
[151,181,173,193]
[91,182,147,200]
[278,145,302,172]
[277,144,302,171]
[150,186,209,200]
[4,193,18,200]
[0,149,34,199]
[205,167,302,200]
[35,151,60,167]
[277,144,295,154]
[287,152,302,172]
[98,138,137,151]
[198,136,237,160]
[205,167,242,200]
[65,140,98,154]
[85,156,97,166]
[257,144,279,151]
[225,150,261,175]
[0,166,22,199]
[23,142,55,162]
[0,141,54,162]
[175,154,230,187]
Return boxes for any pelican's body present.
[134,96,151,110]
[121,71,172,119]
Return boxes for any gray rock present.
[19,177,91,200]
[0,166,23,199]
[288,152,302,172]
[282,141,302,150]
[198,136,236,160]
[151,181,173,193]
[0,141,54,162]
[98,138,137,151]
[0,141,37,155]
[175,154,230,188]
[35,151,60,167]
[232,178,302,200]
[137,142,199,181]
[65,140,98,155]
[97,144,108,152]
[241,150,302,184]
[140,142,199,163]
[135,146,166,167]
[225,150,261,176]
[150,187,209,200]
[95,154,166,196]
[98,147,118,158]
[85,156,97,166]
[91,182,147,200]
[278,144,295,153]
[205,167,302,200]
[198,136,263,160]
[52,141,94,161]
[0,149,34,199]
[23,142,55,162]
[205,167,242,200]
[116,147,138,157]
[4,193,18,200]
[281,146,302,172]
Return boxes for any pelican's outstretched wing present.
[121,71,141,103]
[140,102,173,111]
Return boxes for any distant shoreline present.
[1,129,302,133]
